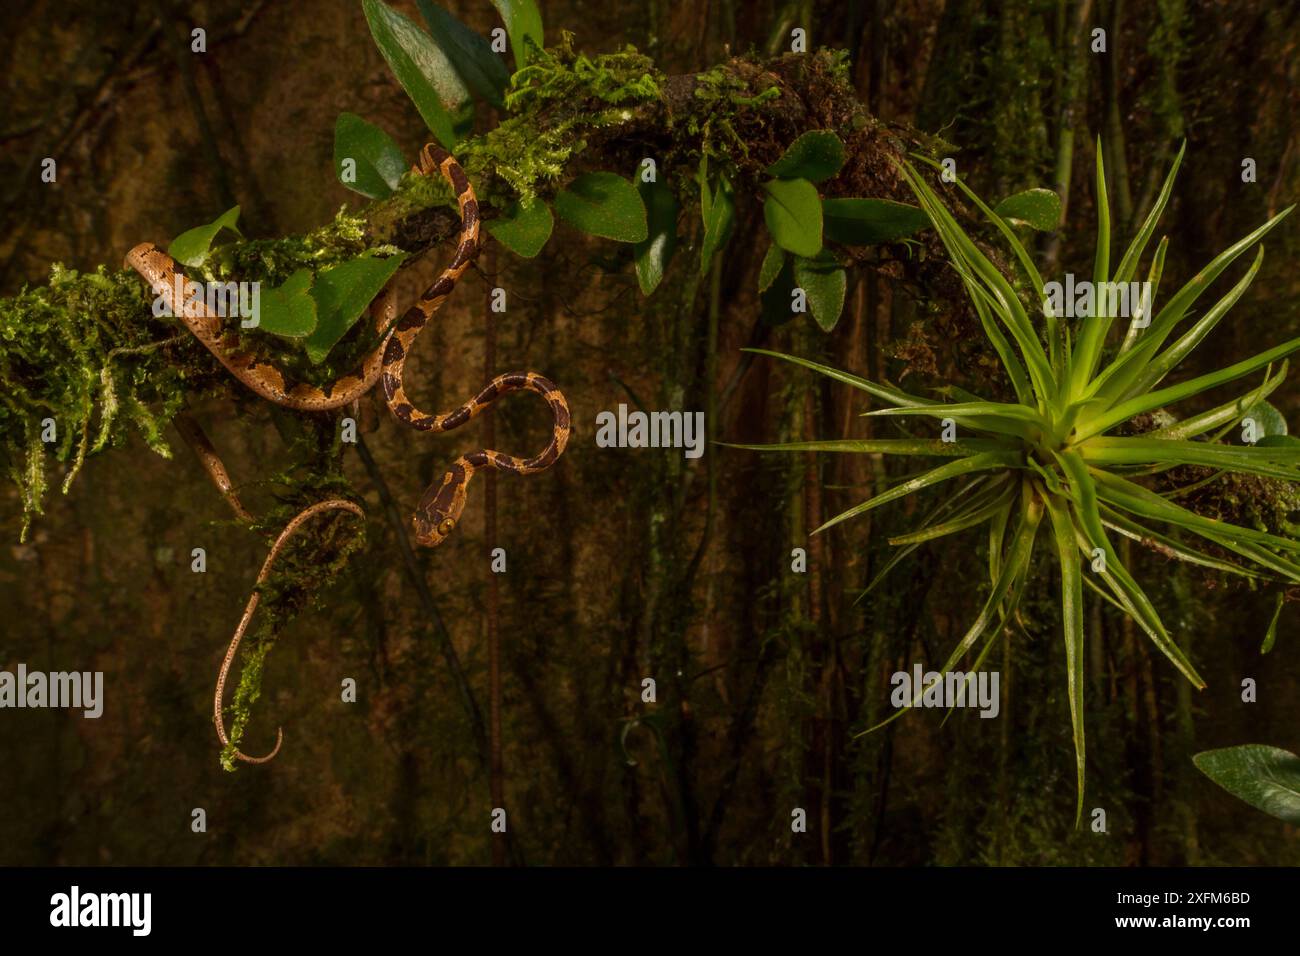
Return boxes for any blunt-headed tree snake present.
[126,144,570,763]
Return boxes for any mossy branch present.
[0,42,945,538]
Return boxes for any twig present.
[354,433,490,768]
[173,411,252,520]
[483,241,506,866]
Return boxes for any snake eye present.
[438,518,456,536]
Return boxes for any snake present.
[213,498,364,765]
[125,143,571,762]
[125,142,571,547]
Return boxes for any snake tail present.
[214,499,364,765]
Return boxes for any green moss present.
[1167,467,1300,539]
[458,34,663,205]
[0,202,412,542]
[367,166,458,232]
[199,207,377,288]
[219,435,367,771]
[0,264,370,761]
[687,64,775,163]
[0,264,201,539]
[189,208,406,389]
[219,510,365,771]
[172,37,667,405]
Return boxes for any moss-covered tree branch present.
[0,42,957,538]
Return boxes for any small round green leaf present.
[168,206,242,268]
[794,251,847,332]
[487,199,554,258]
[699,174,734,274]
[1256,434,1300,448]
[762,178,823,258]
[1194,745,1300,824]
[305,254,405,364]
[822,198,928,246]
[634,177,679,295]
[333,113,407,199]
[554,172,648,243]
[992,188,1061,231]
[1244,400,1288,439]
[759,256,799,326]
[758,242,785,293]
[766,131,845,183]
[255,269,318,338]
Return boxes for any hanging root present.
[214,498,365,765]
[174,411,253,521]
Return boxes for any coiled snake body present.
[125,144,569,761]
[126,143,570,546]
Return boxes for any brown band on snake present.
[395,371,571,546]
[214,498,364,764]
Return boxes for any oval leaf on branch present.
[1261,592,1284,653]
[416,0,509,109]
[169,205,243,268]
[1244,400,1288,439]
[766,130,845,183]
[255,269,317,338]
[759,255,799,327]
[489,0,544,70]
[1193,745,1300,824]
[699,174,734,274]
[487,198,554,258]
[794,251,847,332]
[763,178,822,258]
[992,188,1061,231]
[333,113,407,199]
[823,198,928,246]
[634,176,679,295]
[758,241,785,292]
[362,0,472,148]
[304,254,405,365]
[554,172,648,243]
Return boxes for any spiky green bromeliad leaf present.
[731,143,1299,825]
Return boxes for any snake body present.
[387,370,570,545]
[125,144,570,763]
[213,498,364,764]
[123,251,398,410]
[125,143,570,548]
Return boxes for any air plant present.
[737,143,1300,823]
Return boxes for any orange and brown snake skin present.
[213,498,365,764]
[125,143,570,546]
[125,143,570,763]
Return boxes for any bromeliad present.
[734,142,1299,823]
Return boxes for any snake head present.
[412,460,470,548]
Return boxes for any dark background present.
[0,0,1297,865]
